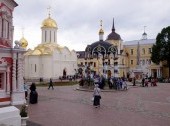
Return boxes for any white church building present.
[24,13,77,81]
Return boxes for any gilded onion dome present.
[42,16,57,28]
[99,20,104,35]
[20,37,28,48]
[99,28,104,34]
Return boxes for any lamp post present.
[97,53,102,76]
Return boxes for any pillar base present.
[11,91,26,105]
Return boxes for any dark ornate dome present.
[85,40,117,56]
[86,40,112,51]
[106,18,121,40]
[107,32,121,40]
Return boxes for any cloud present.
[13,0,170,51]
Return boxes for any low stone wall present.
[0,106,21,126]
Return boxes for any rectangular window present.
[35,64,36,72]
[31,64,32,73]
[146,59,149,64]
[148,48,152,54]
[81,62,83,65]
[4,20,7,38]
[130,49,133,55]
[131,60,133,65]
[94,62,96,67]
[149,59,151,64]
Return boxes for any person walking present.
[93,84,101,108]
[23,82,28,100]
[29,83,38,104]
[142,78,145,87]
[133,77,136,86]
[48,78,54,90]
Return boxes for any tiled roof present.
[123,39,155,46]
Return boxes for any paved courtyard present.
[27,83,170,126]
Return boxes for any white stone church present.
[24,13,77,80]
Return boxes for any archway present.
[108,70,111,78]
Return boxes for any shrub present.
[20,105,28,117]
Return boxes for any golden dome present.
[42,16,57,28]
[20,37,28,48]
[99,28,104,34]
[25,43,66,56]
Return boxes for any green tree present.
[151,26,170,77]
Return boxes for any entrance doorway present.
[108,70,111,78]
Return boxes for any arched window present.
[122,59,124,65]
[142,48,145,54]
[50,31,51,42]
[45,31,47,42]
[131,49,133,55]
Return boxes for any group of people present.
[24,82,38,104]
[23,78,55,104]
[108,77,128,90]
[93,76,128,90]
[141,77,157,87]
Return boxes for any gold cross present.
[47,6,51,17]
[100,20,103,28]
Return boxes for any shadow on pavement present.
[27,120,42,126]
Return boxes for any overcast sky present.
[13,0,170,51]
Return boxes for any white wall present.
[41,56,52,78]
[24,46,78,79]
[0,106,21,126]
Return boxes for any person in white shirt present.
[93,84,101,108]
[23,82,28,100]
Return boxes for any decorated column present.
[11,48,26,105]
[12,53,17,91]
[6,66,10,94]
[17,53,24,91]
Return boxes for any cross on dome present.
[47,6,51,17]
[99,20,104,35]
[100,20,103,29]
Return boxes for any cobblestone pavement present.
[27,83,170,126]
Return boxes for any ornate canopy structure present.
[84,20,119,77]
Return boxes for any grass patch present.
[36,81,78,87]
